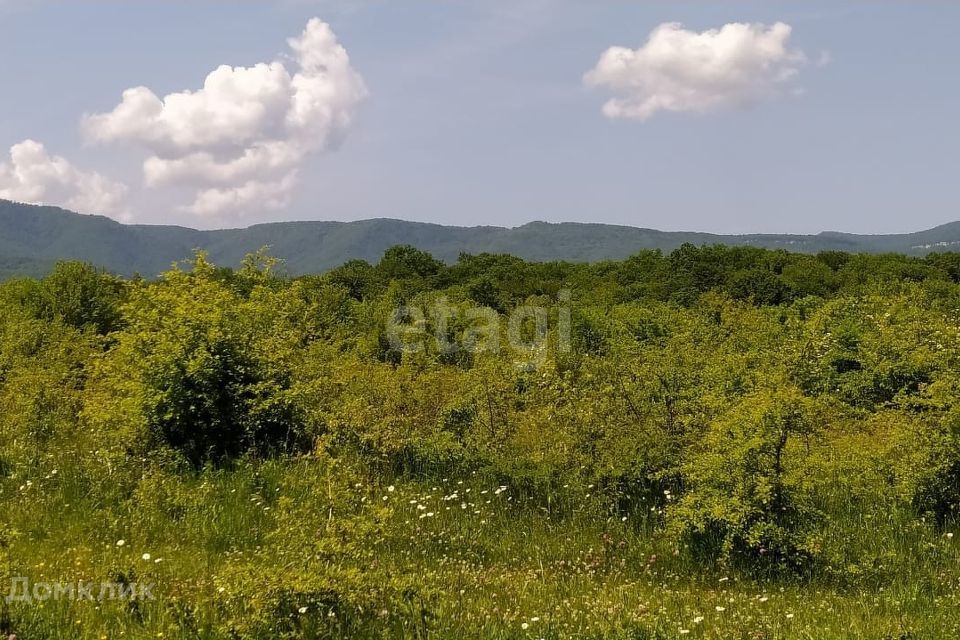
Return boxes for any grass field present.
[4,457,959,639]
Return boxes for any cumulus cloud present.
[0,139,128,218]
[189,174,298,218]
[83,18,366,218]
[585,21,811,121]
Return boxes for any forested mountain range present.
[3,198,960,278]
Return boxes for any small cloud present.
[585,21,813,121]
[0,139,128,219]
[83,18,367,219]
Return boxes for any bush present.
[668,388,823,572]
[83,254,312,467]
[909,405,960,527]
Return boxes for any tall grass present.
[3,456,959,639]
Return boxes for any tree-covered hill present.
[4,199,960,278]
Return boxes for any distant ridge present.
[2,199,960,278]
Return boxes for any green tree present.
[7,261,125,334]
[377,245,444,281]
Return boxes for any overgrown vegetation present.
[4,244,960,638]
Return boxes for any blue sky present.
[0,1,957,233]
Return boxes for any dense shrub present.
[910,405,960,526]
[669,388,824,571]
[83,254,313,467]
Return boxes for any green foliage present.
[377,245,444,281]
[909,405,960,527]
[726,268,794,306]
[670,388,823,571]
[326,259,381,301]
[83,253,312,467]
[3,261,125,334]
[5,244,960,638]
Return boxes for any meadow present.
[3,244,960,639]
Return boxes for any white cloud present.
[585,22,811,121]
[142,141,301,188]
[0,139,128,218]
[189,174,299,218]
[84,18,366,219]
